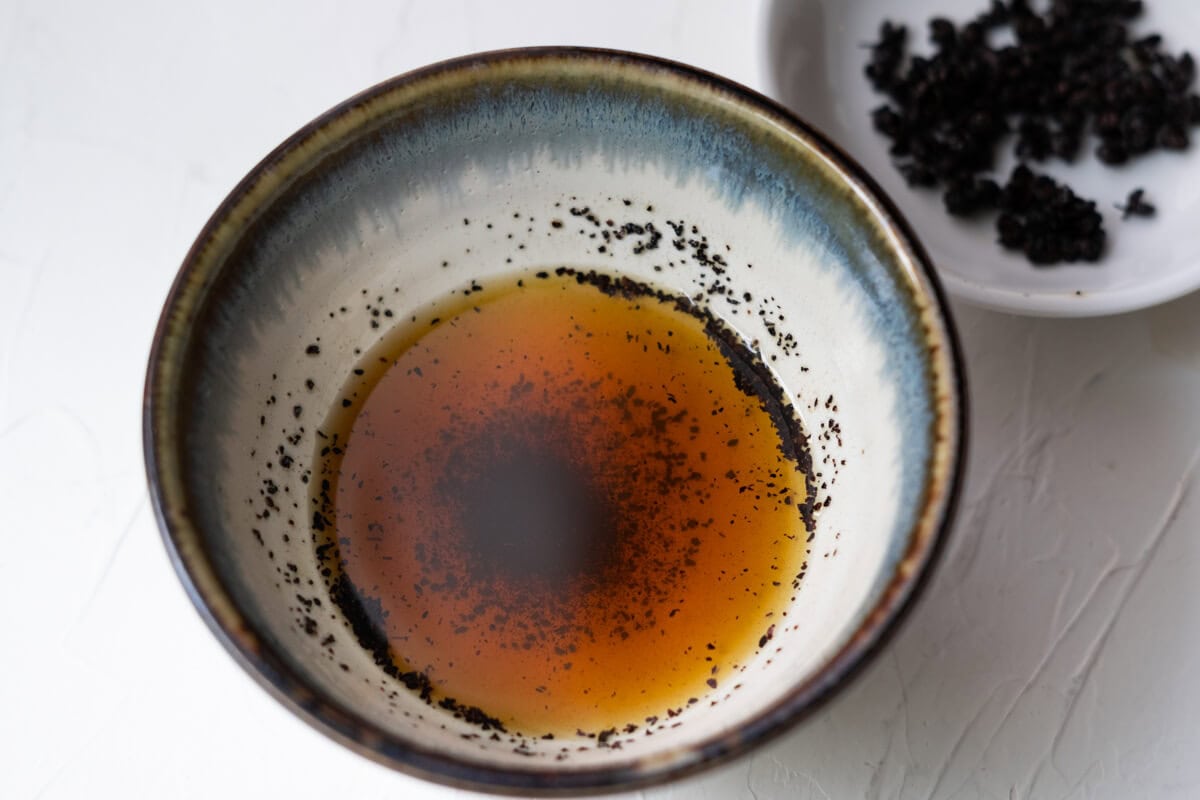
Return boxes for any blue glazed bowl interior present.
[146,49,962,793]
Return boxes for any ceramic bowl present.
[144,48,964,794]
[763,0,1200,316]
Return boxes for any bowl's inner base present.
[308,267,816,738]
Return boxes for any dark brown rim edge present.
[144,46,966,796]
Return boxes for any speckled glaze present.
[144,48,964,795]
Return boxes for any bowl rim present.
[143,46,967,796]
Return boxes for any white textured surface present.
[2,1,1199,798]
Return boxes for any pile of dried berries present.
[865,0,1200,265]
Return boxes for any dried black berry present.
[899,161,938,187]
[865,22,908,91]
[863,0,1200,266]
[1117,188,1156,218]
[943,176,1000,217]
[1159,123,1190,150]
[1016,119,1053,161]
[1051,124,1084,161]
[1096,138,1129,165]
[929,17,957,48]
[994,166,1104,266]
[871,105,904,138]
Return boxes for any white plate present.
[762,0,1200,316]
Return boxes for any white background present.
[3,1,1200,797]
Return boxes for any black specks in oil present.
[313,269,814,735]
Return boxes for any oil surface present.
[313,270,813,734]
